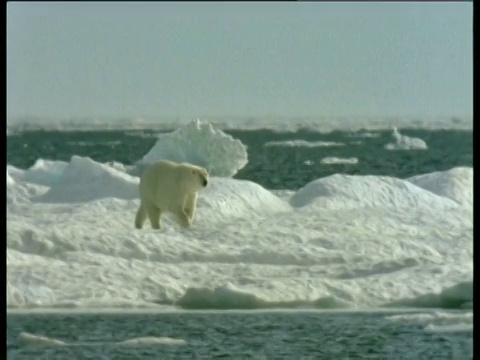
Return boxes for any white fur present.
[135,160,209,229]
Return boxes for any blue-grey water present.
[7,310,473,359]
[6,128,472,189]
[6,128,473,359]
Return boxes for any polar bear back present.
[139,160,205,211]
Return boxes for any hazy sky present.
[7,2,473,120]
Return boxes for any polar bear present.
[134,160,209,230]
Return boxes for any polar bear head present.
[180,163,209,192]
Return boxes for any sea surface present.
[6,128,473,189]
[7,309,473,359]
[7,126,473,359]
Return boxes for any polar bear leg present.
[183,193,198,222]
[134,204,147,229]
[175,207,192,229]
[144,203,162,229]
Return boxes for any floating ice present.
[386,311,473,325]
[384,127,428,150]
[385,310,473,340]
[320,157,358,165]
[137,119,248,177]
[7,115,473,132]
[424,323,473,333]
[117,337,186,346]
[18,332,67,346]
[16,332,186,347]
[264,140,344,148]
[6,153,472,311]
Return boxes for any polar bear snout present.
[202,177,208,187]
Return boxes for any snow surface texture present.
[6,124,473,314]
[136,119,248,177]
[384,127,428,150]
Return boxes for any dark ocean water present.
[6,128,473,359]
[7,310,473,359]
[6,128,472,190]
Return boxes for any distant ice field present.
[6,120,472,316]
[6,115,472,133]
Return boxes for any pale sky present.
[7,1,473,120]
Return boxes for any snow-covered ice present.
[137,119,248,177]
[384,127,428,150]
[7,121,472,316]
[16,332,186,348]
[320,157,358,165]
[264,140,344,148]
